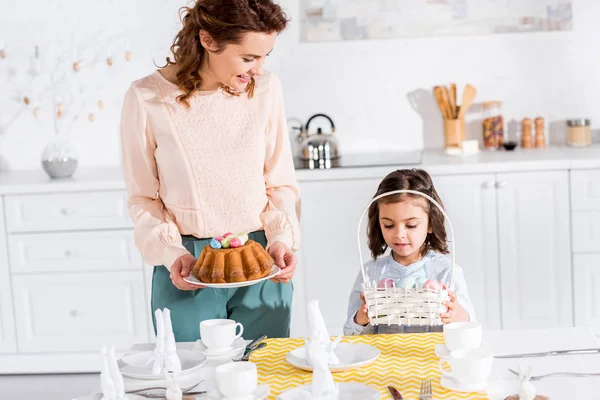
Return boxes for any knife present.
[387,385,403,399]
[495,347,600,359]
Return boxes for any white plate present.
[118,349,207,379]
[194,337,247,357]
[74,394,147,400]
[184,265,281,288]
[207,383,270,399]
[277,382,380,399]
[285,342,380,372]
[440,375,488,392]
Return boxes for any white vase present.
[41,136,78,179]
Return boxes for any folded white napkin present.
[165,372,183,400]
[101,345,129,400]
[518,364,536,400]
[306,300,341,365]
[149,308,182,375]
[307,335,339,399]
[277,335,339,400]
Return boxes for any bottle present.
[535,117,546,148]
[521,118,534,149]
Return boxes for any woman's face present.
[201,30,277,92]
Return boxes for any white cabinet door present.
[0,197,17,354]
[497,171,573,329]
[12,271,148,353]
[573,254,600,335]
[432,174,501,329]
[296,178,382,337]
[570,170,600,211]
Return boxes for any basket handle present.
[357,189,456,291]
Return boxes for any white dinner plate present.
[285,342,380,372]
[117,349,207,379]
[277,382,380,399]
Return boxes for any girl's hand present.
[170,254,205,290]
[354,293,370,326]
[441,290,470,324]
[268,241,298,283]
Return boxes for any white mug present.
[438,346,493,384]
[216,361,258,398]
[200,319,244,350]
[443,321,481,352]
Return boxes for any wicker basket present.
[358,189,455,327]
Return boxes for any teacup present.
[216,361,258,399]
[200,319,244,351]
[443,321,481,353]
[439,345,493,384]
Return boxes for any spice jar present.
[521,118,534,148]
[566,119,591,147]
[482,101,504,149]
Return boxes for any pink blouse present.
[120,70,301,269]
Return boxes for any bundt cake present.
[191,232,275,283]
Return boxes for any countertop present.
[0,145,598,194]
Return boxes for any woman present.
[120,0,300,342]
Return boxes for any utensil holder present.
[444,118,466,148]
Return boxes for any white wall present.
[1,0,599,171]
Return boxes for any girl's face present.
[201,30,277,92]
[378,198,431,263]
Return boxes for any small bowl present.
[503,141,517,151]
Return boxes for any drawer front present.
[8,230,142,273]
[4,191,132,232]
[572,212,600,253]
[571,170,600,211]
[12,272,148,353]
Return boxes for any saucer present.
[207,383,269,399]
[194,337,246,357]
[440,374,488,392]
[434,341,492,359]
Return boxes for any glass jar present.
[482,101,504,149]
[566,119,591,147]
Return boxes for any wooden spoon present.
[457,84,477,119]
[449,83,457,118]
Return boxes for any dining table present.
[76,326,600,400]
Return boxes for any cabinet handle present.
[483,181,495,189]
[496,180,508,188]
[70,310,83,317]
[60,208,74,216]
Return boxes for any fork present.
[419,378,432,400]
[508,368,600,381]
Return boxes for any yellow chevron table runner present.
[249,333,489,399]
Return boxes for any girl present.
[343,169,475,335]
[120,0,300,342]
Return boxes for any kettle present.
[297,113,340,162]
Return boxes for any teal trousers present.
[151,231,293,342]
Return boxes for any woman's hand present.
[268,241,298,284]
[170,254,205,290]
[441,291,469,324]
[353,293,370,326]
